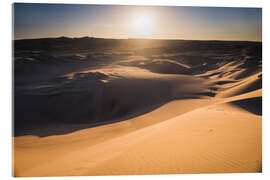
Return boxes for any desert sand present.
[13,38,262,176]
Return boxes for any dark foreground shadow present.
[13,99,168,137]
[229,97,262,116]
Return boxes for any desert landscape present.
[13,37,262,176]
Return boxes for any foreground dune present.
[13,38,262,176]
[14,89,261,176]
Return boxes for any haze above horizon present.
[13,3,262,42]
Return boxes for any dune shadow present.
[229,97,262,116]
[215,80,238,85]
[13,101,168,137]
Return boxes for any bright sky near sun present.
[13,3,262,41]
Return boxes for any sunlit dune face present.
[134,16,153,37]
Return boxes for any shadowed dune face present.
[14,38,262,137]
[15,66,213,136]
[229,97,262,115]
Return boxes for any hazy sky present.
[13,3,262,41]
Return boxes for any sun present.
[134,16,153,37]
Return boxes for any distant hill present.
[14,37,262,53]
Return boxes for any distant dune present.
[13,38,262,176]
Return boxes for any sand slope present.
[14,88,262,176]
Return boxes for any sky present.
[13,3,262,41]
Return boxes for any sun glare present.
[134,16,153,37]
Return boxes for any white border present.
[1,0,268,180]
[5,0,264,7]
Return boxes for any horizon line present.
[13,36,262,43]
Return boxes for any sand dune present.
[14,89,262,176]
[15,65,214,136]
[13,38,262,176]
